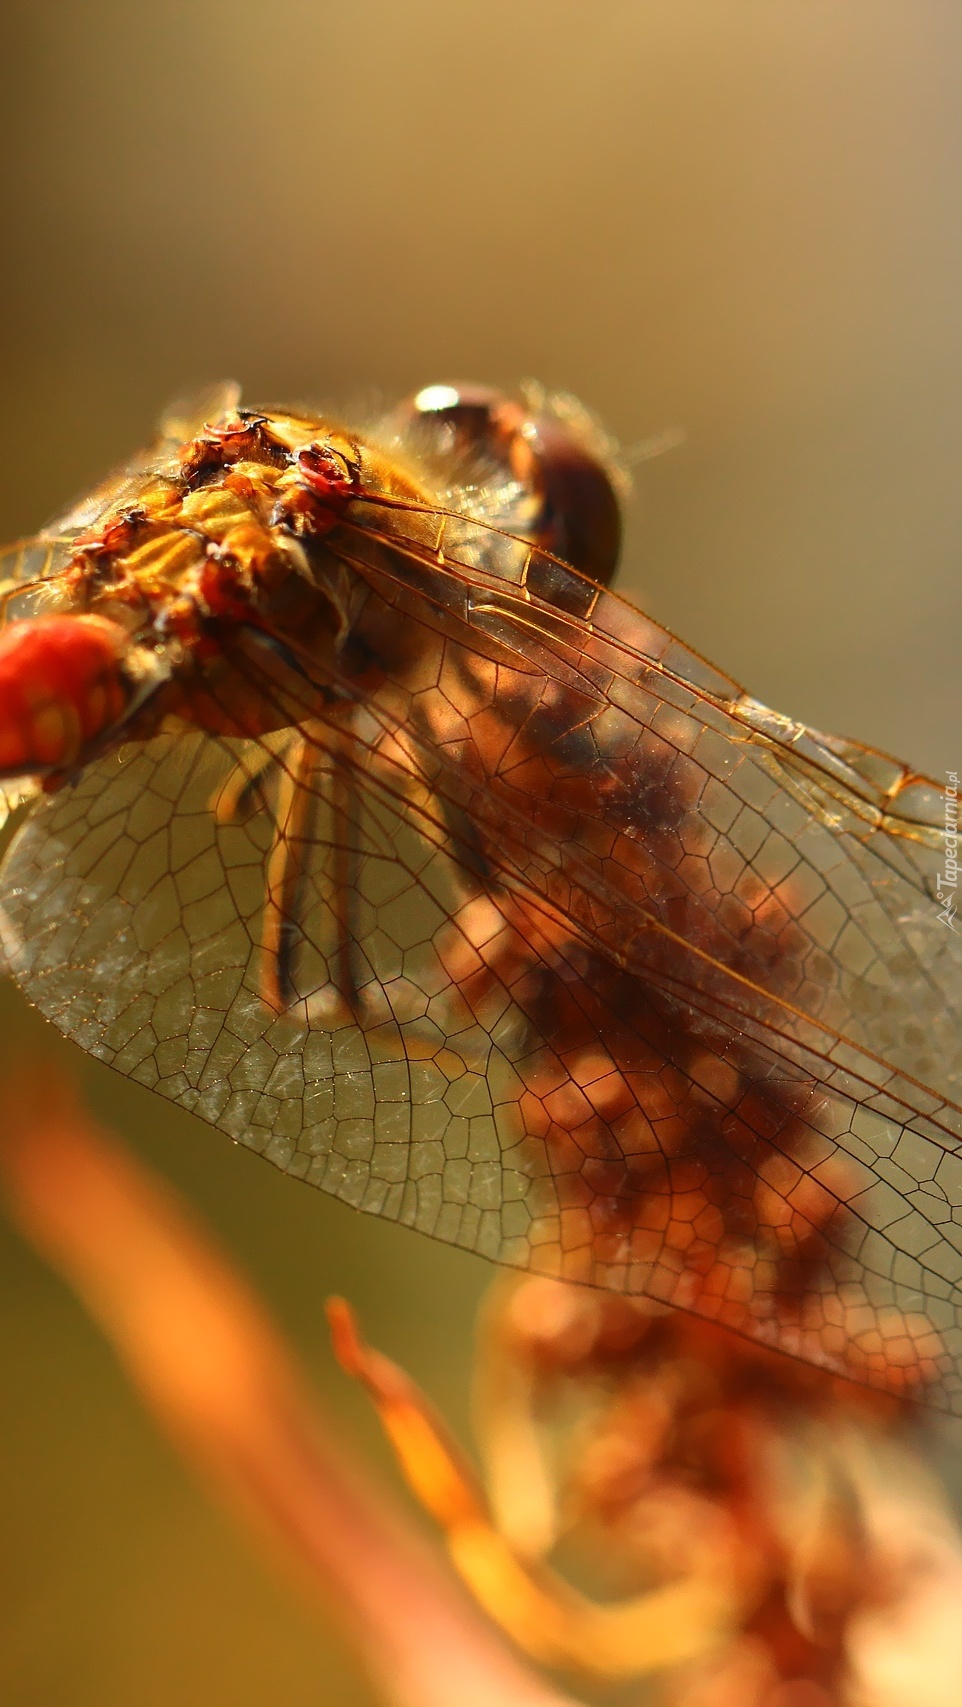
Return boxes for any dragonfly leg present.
[328,730,363,1012]
[259,733,318,1013]
[212,731,291,827]
[256,720,364,1017]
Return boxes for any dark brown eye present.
[389,381,623,587]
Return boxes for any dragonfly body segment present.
[1,383,960,1411]
[0,614,137,773]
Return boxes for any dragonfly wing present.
[155,380,242,449]
[3,722,962,1411]
[0,723,517,1238]
[0,536,78,612]
[39,380,243,538]
[335,512,962,1107]
[0,382,242,616]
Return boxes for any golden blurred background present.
[1,3,961,1702]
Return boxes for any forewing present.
[39,379,242,539]
[333,499,962,1106]
[1,453,959,1403]
[154,381,242,450]
[3,720,962,1410]
[0,381,241,615]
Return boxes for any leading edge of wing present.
[0,382,243,608]
[338,495,945,846]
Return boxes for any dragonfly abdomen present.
[0,614,135,775]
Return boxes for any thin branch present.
[0,1070,584,1707]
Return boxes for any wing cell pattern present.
[2,399,961,1410]
[3,712,962,1410]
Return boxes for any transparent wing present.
[153,381,242,450]
[0,381,241,613]
[3,718,962,1411]
[330,494,962,1104]
[2,443,961,1405]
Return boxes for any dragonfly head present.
[380,381,626,586]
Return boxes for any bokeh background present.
[1,4,962,1703]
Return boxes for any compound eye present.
[391,382,622,588]
[521,406,622,588]
[396,382,527,466]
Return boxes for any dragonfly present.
[0,380,960,1411]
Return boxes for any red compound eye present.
[0,615,134,774]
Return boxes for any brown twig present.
[0,1070,583,1707]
